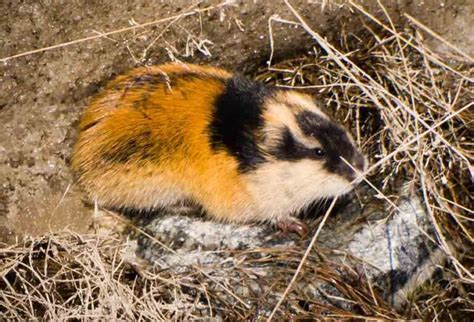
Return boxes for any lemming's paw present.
[275,218,309,238]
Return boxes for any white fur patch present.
[242,159,353,222]
[280,91,328,118]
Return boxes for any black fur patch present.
[209,76,271,172]
[272,128,315,161]
[294,111,364,181]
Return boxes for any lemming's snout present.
[337,153,366,183]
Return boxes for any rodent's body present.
[72,63,365,227]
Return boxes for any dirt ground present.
[1,0,473,242]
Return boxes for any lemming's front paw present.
[275,218,309,238]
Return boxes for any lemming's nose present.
[348,153,367,183]
[337,153,366,182]
[340,153,365,183]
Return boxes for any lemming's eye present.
[313,148,325,158]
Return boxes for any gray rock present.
[133,184,443,309]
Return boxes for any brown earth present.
[0,0,473,242]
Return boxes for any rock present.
[132,184,443,311]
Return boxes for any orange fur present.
[73,64,254,222]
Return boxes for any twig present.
[404,13,474,63]
[349,0,474,82]
[0,2,231,63]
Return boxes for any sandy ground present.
[1,0,473,242]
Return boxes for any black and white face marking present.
[273,110,365,182]
[242,90,367,220]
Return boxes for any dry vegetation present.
[1,232,406,320]
[1,1,473,320]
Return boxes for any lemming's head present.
[256,90,366,199]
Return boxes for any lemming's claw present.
[276,219,309,238]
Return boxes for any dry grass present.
[0,2,228,64]
[1,232,404,320]
[1,1,473,320]
[258,0,473,318]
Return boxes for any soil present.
[1,0,473,243]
